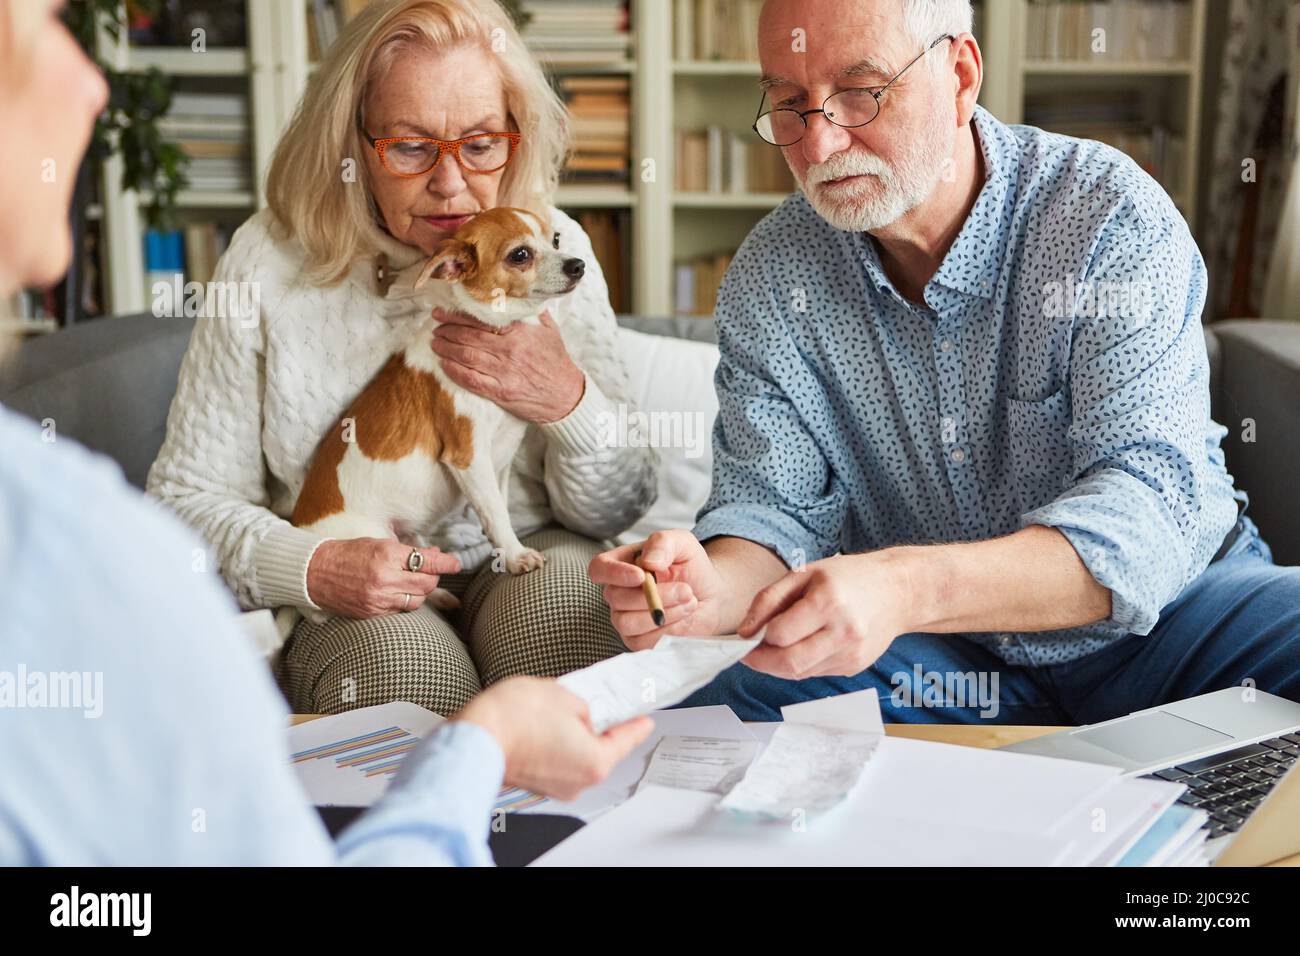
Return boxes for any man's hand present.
[738,552,912,680]
[455,677,653,801]
[430,308,585,423]
[588,529,729,649]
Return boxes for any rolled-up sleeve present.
[1022,199,1237,634]
[691,243,847,568]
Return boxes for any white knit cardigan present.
[146,206,659,613]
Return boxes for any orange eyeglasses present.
[362,129,522,177]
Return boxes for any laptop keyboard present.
[1142,733,1300,840]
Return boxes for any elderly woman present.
[147,0,657,716]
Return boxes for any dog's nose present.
[563,257,585,280]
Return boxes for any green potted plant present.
[52,0,187,324]
[66,0,189,228]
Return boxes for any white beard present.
[797,113,954,233]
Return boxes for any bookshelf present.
[90,0,1210,322]
[979,0,1207,225]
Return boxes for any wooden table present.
[292,715,1297,865]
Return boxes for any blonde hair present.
[266,0,570,286]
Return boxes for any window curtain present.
[1202,0,1300,321]
[1261,4,1300,320]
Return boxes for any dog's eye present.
[508,246,532,265]
[552,232,560,249]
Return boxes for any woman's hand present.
[455,677,654,800]
[305,538,461,619]
[430,308,585,423]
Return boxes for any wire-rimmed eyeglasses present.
[752,34,956,147]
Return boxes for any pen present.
[634,549,666,627]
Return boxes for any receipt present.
[637,735,760,795]
[718,687,884,818]
[559,632,762,732]
[719,724,879,817]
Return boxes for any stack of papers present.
[286,637,1208,867]
[533,686,1205,867]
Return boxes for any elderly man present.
[591,0,1300,723]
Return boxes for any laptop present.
[999,687,1300,866]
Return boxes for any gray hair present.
[900,0,972,66]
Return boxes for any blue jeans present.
[679,518,1300,724]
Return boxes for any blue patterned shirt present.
[692,105,1242,667]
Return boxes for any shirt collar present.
[851,104,1016,303]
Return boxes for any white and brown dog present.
[290,207,586,618]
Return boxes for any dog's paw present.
[426,588,461,611]
[505,548,546,574]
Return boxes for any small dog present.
[290,207,586,618]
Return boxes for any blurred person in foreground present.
[0,0,649,865]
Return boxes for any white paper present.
[288,701,444,807]
[718,688,884,818]
[517,705,755,819]
[532,785,1073,867]
[720,723,880,817]
[851,735,1123,836]
[1049,775,1185,867]
[558,632,762,732]
[780,688,886,734]
[637,735,759,794]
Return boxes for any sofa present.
[1,313,1297,568]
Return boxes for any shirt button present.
[999,636,1012,647]
[939,338,953,352]
[950,448,966,463]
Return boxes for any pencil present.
[634,550,666,627]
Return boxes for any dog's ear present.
[415,239,477,287]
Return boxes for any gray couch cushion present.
[1209,320,1300,566]
[616,314,718,344]
[0,314,197,489]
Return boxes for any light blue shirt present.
[692,105,1241,667]
[0,404,501,865]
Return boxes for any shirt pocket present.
[1005,388,1073,515]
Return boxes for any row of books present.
[675,127,795,193]
[674,251,733,317]
[163,93,251,194]
[673,0,763,62]
[559,75,630,185]
[522,0,631,64]
[126,0,248,47]
[569,210,629,314]
[306,0,377,60]
[144,222,239,291]
[1025,0,1194,61]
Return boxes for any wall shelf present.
[93,0,1210,319]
